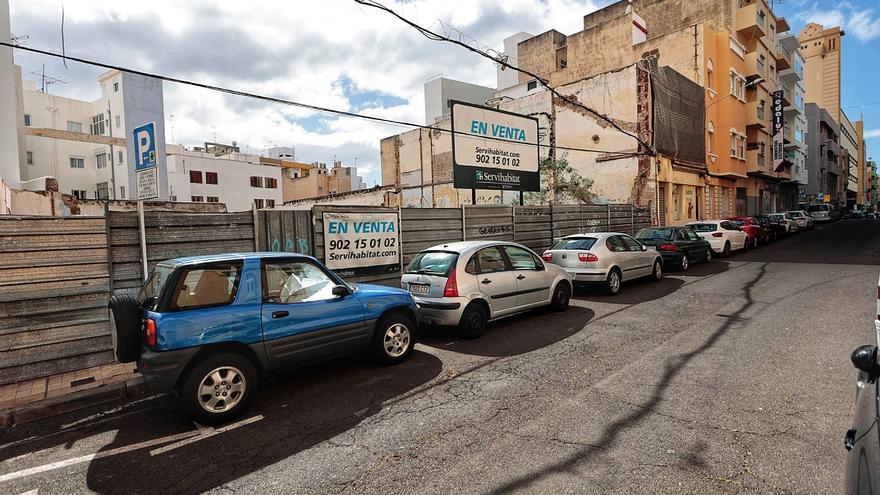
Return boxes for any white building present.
[423,76,495,124]
[779,33,809,204]
[267,146,296,161]
[15,67,168,201]
[165,144,284,212]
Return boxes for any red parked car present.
[726,216,769,248]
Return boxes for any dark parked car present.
[754,215,786,242]
[109,253,420,424]
[727,216,769,248]
[634,226,712,271]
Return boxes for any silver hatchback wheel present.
[383,323,411,358]
[607,270,621,294]
[198,366,247,414]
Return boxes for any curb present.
[0,376,148,429]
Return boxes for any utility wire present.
[352,0,656,154]
[0,41,642,157]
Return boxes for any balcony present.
[746,100,768,129]
[737,2,768,38]
[744,44,771,82]
[776,45,792,71]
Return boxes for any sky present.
[7,0,880,187]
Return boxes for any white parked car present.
[786,210,814,230]
[687,220,749,257]
[401,241,572,339]
[541,233,663,295]
[770,213,799,233]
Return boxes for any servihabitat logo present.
[476,170,521,184]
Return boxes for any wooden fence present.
[0,202,650,385]
[0,216,112,385]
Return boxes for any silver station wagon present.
[541,232,663,295]
[400,241,573,339]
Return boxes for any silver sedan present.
[400,241,573,339]
[541,232,663,295]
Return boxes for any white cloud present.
[865,129,880,139]
[797,3,880,42]
[9,0,601,185]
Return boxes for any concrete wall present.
[424,78,496,125]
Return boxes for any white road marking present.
[0,430,198,484]
[149,415,263,456]
[17,489,39,495]
[61,394,165,430]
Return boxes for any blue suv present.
[109,253,419,424]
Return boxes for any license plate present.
[408,284,430,294]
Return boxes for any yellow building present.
[798,24,843,122]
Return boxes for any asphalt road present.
[2,219,879,494]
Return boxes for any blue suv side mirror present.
[332,285,351,297]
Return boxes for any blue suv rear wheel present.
[179,353,258,425]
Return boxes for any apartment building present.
[281,160,365,202]
[11,68,169,201]
[804,103,840,204]
[424,76,495,125]
[165,144,283,212]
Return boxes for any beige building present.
[281,160,364,202]
[798,24,843,122]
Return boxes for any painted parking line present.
[0,415,263,485]
[149,415,263,456]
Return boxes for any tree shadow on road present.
[486,263,769,494]
[418,306,594,358]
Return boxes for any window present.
[504,246,540,270]
[24,114,31,126]
[254,198,265,209]
[757,9,766,28]
[170,263,242,310]
[559,59,567,69]
[115,115,121,129]
[191,196,204,202]
[265,177,278,189]
[206,196,220,203]
[706,59,714,90]
[266,199,276,208]
[407,251,458,276]
[757,54,766,75]
[120,186,125,199]
[90,114,105,135]
[26,151,33,165]
[205,172,218,185]
[96,182,109,200]
[262,261,337,304]
[620,236,644,252]
[96,153,107,169]
[113,81,119,92]
[118,150,124,163]
[476,247,507,273]
[67,121,82,132]
[729,72,745,100]
[250,176,263,188]
[707,121,715,154]
[730,133,738,157]
[69,157,85,169]
[527,80,538,91]
[737,136,746,159]
[605,236,628,252]
[550,237,597,250]
[189,170,203,183]
[71,189,87,200]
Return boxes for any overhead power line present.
[0,41,642,157]
[352,0,656,155]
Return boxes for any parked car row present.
[114,209,823,424]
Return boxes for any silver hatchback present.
[400,241,573,339]
[541,232,663,295]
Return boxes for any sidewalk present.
[0,362,148,428]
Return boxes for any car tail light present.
[542,252,553,262]
[657,244,677,252]
[578,252,599,263]
[443,270,459,298]
[144,318,157,348]
[711,232,723,238]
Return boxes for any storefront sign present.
[322,211,400,276]
[772,90,785,172]
[451,101,540,192]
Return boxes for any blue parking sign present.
[133,122,157,171]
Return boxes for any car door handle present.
[516,274,526,280]
[481,279,492,285]
[271,310,289,319]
